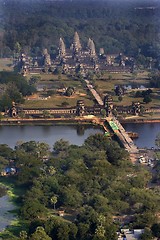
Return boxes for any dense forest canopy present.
[0,0,160,59]
[0,134,160,239]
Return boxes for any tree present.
[94,225,106,240]
[61,186,83,208]
[0,144,14,159]
[151,223,160,238]
[143,95,152,104]
[43,110,50,119]
[77,223,90,240]
[139,228,153,240]
[47,166,56,176]
[19,231,28,240]
[56,222,70,240]
[21,199,47,221]
[53,139,70,154]
[65,87,74,97]
[50,195,57,209]
[29,226,52,240]
[118,95,123,102]
[15,141,50,159]
[14,42,21,55]
[15,153,43,185]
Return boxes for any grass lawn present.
[22,93,93,109]
[0,58,13,71]
[21,70,160,110]
[22,73,94,108]
[95,71,160,109]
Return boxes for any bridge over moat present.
[85,79,139,159]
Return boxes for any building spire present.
[88,38,96,56]
[73,31,81,54]
[59,37,66,57]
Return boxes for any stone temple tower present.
[88,38,96,57]
[59,38,66,58]
[87,38,92,49]
[43,48,51,66]
[73,32,82,54]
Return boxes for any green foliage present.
[15,141,50,159]
[50,196,58,209]
[0,72,36,111]
[29,226,52,240]
[0,72,36,96]
[84,133,128,166]
[1,135,160,239]
[53,139,70,155]
[151,223,160,238]
[139,228,153,240]
[65,87,74,97]
[21,199,47,221]
[118,96,123,102]
[0,144,14,159]
[19,230,28,240]
[143,95,152,104]
[15,152,43,185]
[132,211,157,229]
[2,0,159,64]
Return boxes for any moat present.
[0,125,103,149]
[0,123,159,149]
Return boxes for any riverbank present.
[120,117,160,124]
[1,115,160,126]
[0,116,98,126]
[118,113,160,123]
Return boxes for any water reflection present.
[123,123,160,148]
[0,125,103,149]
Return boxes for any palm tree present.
[51,196,58,210]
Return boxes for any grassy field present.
[22,71,160,110]
[95,71,160,108]
[22,73,94,108]
[22,93,93,109]
[0,58,13,71]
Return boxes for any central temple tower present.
[72,32,82,54]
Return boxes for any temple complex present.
[17,31,133,75]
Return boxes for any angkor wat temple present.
[18,32,133,75]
